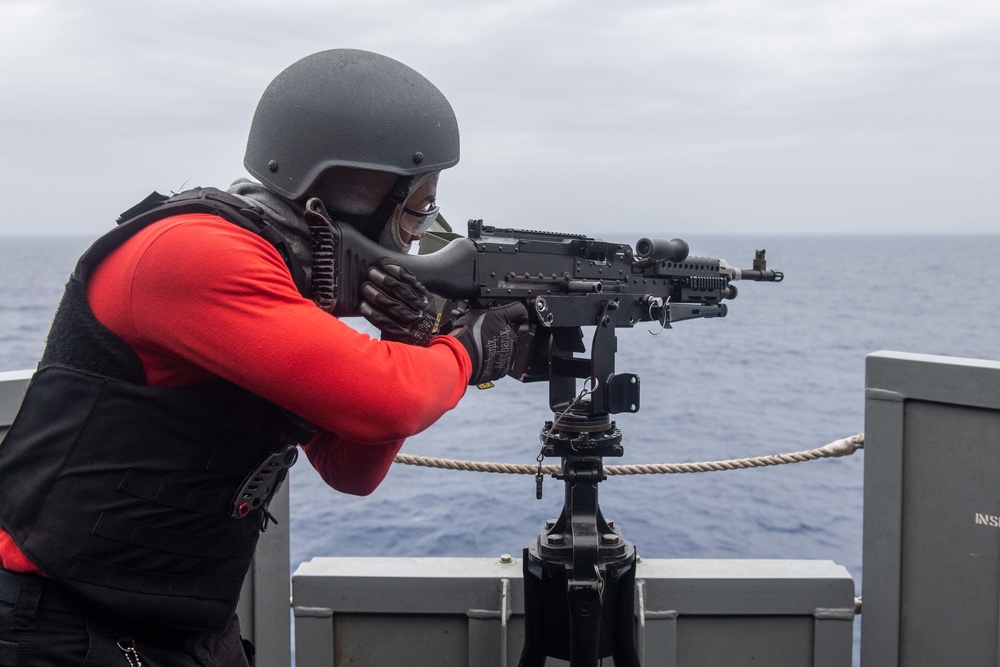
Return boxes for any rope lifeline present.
[393,433,865,476]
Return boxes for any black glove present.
[442,302,529,386]
[359,258,437,347]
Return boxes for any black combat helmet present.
[244,49,460,200]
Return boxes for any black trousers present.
[0,569,254,667]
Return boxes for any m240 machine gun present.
[327,219,783,667]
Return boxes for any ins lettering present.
[974,513,1000,528]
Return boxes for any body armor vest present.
[0,188,314,632]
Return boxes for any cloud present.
[616,0,1000,80]
[0,0,997,235]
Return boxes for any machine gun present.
[328,218,783,667]
[329,219,782,392]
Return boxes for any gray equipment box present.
[292,556,854,667]
[863,351,1000,666]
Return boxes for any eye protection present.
[398,202,441,237]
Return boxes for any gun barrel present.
[734,269,784,282]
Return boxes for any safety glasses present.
[399,202,441,237]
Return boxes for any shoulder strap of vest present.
[75,187,309,294]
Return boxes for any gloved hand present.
[441,302,529,386]
[359,258,437,347]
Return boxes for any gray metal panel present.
[900,402,1000,666]
[814,609,857,667]
[468,577,513,667]
[635,579,678,667]
[236,481,291,667]
[641,616,678,667]
[676,616,813,666]
[294,606,334,666]
[294,557,525,667]
[862,351,1000,667]
[639,559,855,667]
[468,615,504,667]
[293,556,526,614]
[637,559,855,615]
[861,385,905,666]
[866,351,1000,409]
[293,557,855,667]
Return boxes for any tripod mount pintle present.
[540,409,624,460]
[518,415,641,667]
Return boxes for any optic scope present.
[635,237,689,263]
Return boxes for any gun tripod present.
[517,310,643,667]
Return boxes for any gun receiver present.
[329,218,782,405]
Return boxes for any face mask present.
[378,212,412,253]
[376,171,439,252]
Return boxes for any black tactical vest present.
[0,188,314,632]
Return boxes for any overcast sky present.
[1,0,997,237]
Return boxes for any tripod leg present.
[566,578,604,667]
[518,548,547,667]
[611,556,642,667]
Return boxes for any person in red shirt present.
[0,49,526,667]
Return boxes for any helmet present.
[244,49,460,200]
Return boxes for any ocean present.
[2,232,999,665]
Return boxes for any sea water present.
[2,232,999,665]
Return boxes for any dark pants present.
[0,569,254,667]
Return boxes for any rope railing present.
[394,433,865,476]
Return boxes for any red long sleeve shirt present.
[0,213,471,574]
